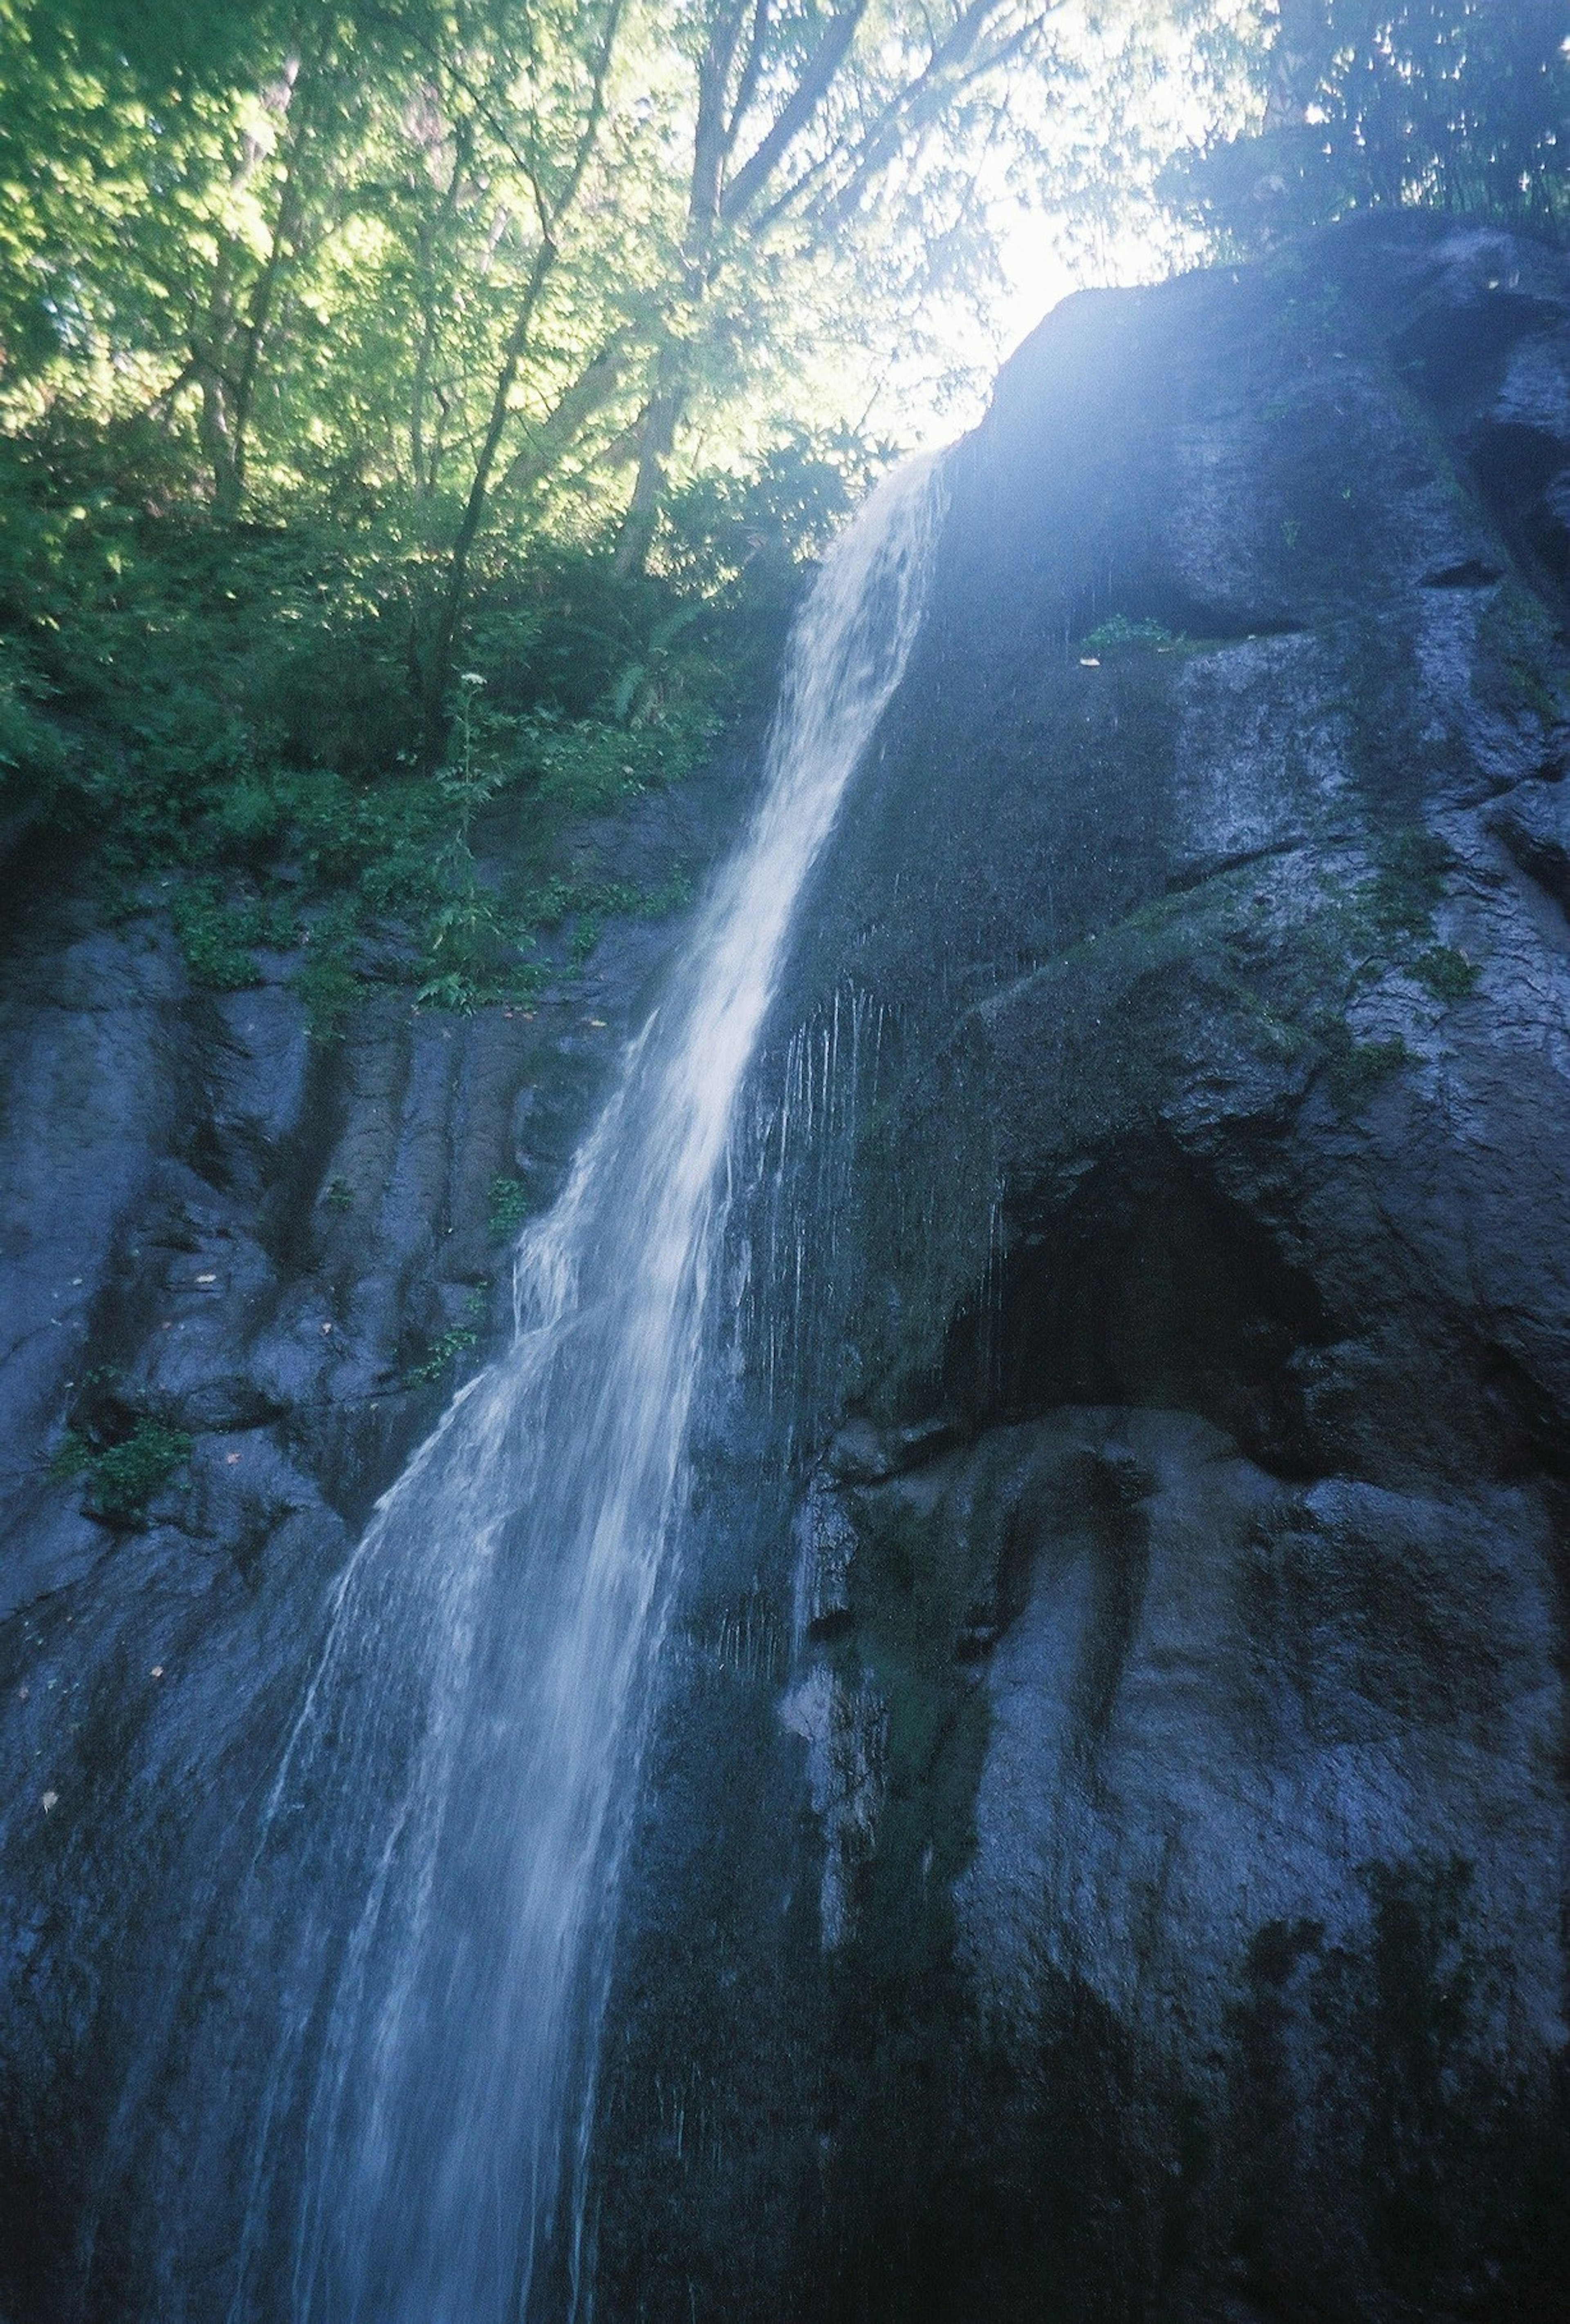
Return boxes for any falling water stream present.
[188,454,943,2323]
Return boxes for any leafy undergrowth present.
[50,1416,193,1527]
[0,425,845,1024]
[487,1175,536,1239]
[404,1290,491,1387]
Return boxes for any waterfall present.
[185,453,943,2323]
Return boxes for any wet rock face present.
[0,771,743,2316]
[0,903,632,1614]
[592,221,1570,2321]
[914,1413,1559,2320]
[832,220,1570,2317]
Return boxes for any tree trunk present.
[417,242,559,762]
[199,56,306,520]
[196,244,240,511]
[612,351,686,579]
[612,0,873,573]
[417,0,628,755]
[220,147,306,518]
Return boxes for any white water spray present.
[215,454,942,2322]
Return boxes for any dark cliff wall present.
[0,769,746,2317]
[590,217,1570,2324]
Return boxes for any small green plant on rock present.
[488,1176,534,1238]
[404,1328,479,1386]
[1324,1031,1412,1112]
[291,902,364,1039]
[1365,828,1452,948]
[171,879,296,992]
[52,1417,193,1526]
[416,887,508,1012]
[1079,614,1182,656]
[404,1289,489,1387]
[1415,946,1480,1002]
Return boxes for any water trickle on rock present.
[164,453,942,2324]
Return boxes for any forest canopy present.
[0,0,1566,1014]
[1171,2,1570,251]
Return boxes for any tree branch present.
[820,11,1043,226]
[720,0,871,221]
[692,0,751,237]
[494,334,634,499]
[725,0,773,152]
[419,0,629,749]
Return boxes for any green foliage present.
[404,1326,480,1386]
[292,903,368,1037]
[1415,945,1480,1002]
[0,0,1081,579]
[0,638,72,805]
[404,1290,488,1384]
[1325,1030,1413,1111]
[170,879,295,990]
[0,424,744,1021]
[521,867,694,976]
[1079,614,1184,654]
[7,0,1549,1053]
[1167,2,1570,251]
[487,1176,534,1238]
[33,0,310,97]
[52,1415,193,1525]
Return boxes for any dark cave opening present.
[942,1139,1333,1471]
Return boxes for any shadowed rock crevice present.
[940,1140,1334,1472]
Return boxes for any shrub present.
[52,1417,192,1526]
[1325,1032,1412,1112]
[0,423,798,1029]
[488,1175,534,1239]
[1415,946,1480,1003]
